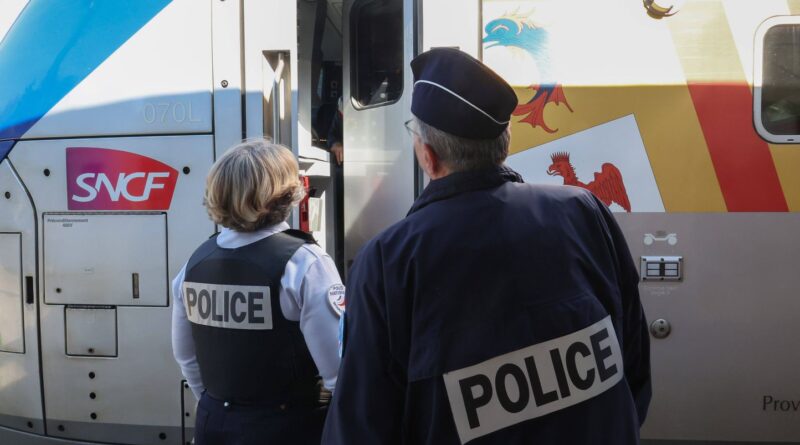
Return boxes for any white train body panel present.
[20,1,213,139]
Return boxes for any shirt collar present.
[407,164,523,216]
[217,221,290,249]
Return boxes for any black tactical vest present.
[183,230,319,403]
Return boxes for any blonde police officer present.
[171,140,343,444]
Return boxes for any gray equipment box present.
[65,306,117,357]
[43,213,168,307]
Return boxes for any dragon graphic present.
[483,12,573,133]
[547,152,632,212]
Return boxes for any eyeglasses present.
[404,119,420,139]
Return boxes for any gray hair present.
[413,116,510,172]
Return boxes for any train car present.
[0,1,342,443]
[346,0,800,443]
[1,0,799,444]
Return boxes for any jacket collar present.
[407,164,524,216]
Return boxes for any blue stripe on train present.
[0,0,172,161]
[0,140,14,161]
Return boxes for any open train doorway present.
[300,0,346,274]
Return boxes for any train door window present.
[350,0,403,109]
[755,17,800,143]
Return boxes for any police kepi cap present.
[411,48,518,139]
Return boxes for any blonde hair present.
[204,139,304,232]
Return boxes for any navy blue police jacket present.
[322,165,651,445]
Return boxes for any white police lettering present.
[443,316,623,444]
[182,282,272,330]
[71,172,171,203]
[327,284,346,316]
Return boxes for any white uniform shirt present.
[171,222,343,400]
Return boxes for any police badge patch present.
[327,284,346,316]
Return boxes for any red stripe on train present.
[687,82,788,212]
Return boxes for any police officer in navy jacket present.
[172,140,344,444]
[322,48,651,444]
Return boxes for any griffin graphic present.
[547,152,631,212]
[483,12,573,133]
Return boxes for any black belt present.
[205,382,330,409]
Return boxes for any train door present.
[0,3,46,438]
[0,149,43,436]
[0,6,44,437]
[242,0,338,258]
[302,0,346,271]
[342,0,417,267]
[298,0,345,267]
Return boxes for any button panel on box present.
[641,256,683,281]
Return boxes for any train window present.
[350,0,403,109]
[755,17,800,143]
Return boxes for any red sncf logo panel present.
[66,147,178,210]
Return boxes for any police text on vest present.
[443,316,623,444]
[182,282,272,330]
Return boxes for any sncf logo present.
[66,148,178,210]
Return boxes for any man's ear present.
[422,143,441,176]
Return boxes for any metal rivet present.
[159,433,167,440]
[182,166,191,174]
[56,288,62,293]
[88,348,95,354]
[650,319,671,339]
[27,421,33,428]
[221,80,229,88]
[90,392,96,399]
[185,412,190,417]
[89,372,96,379]
[223,401,230,407]
[43,169,51,177]
[90,413,97,420]
[183,382,189,389]
[58,425,65,431]
[3,191,9,199]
